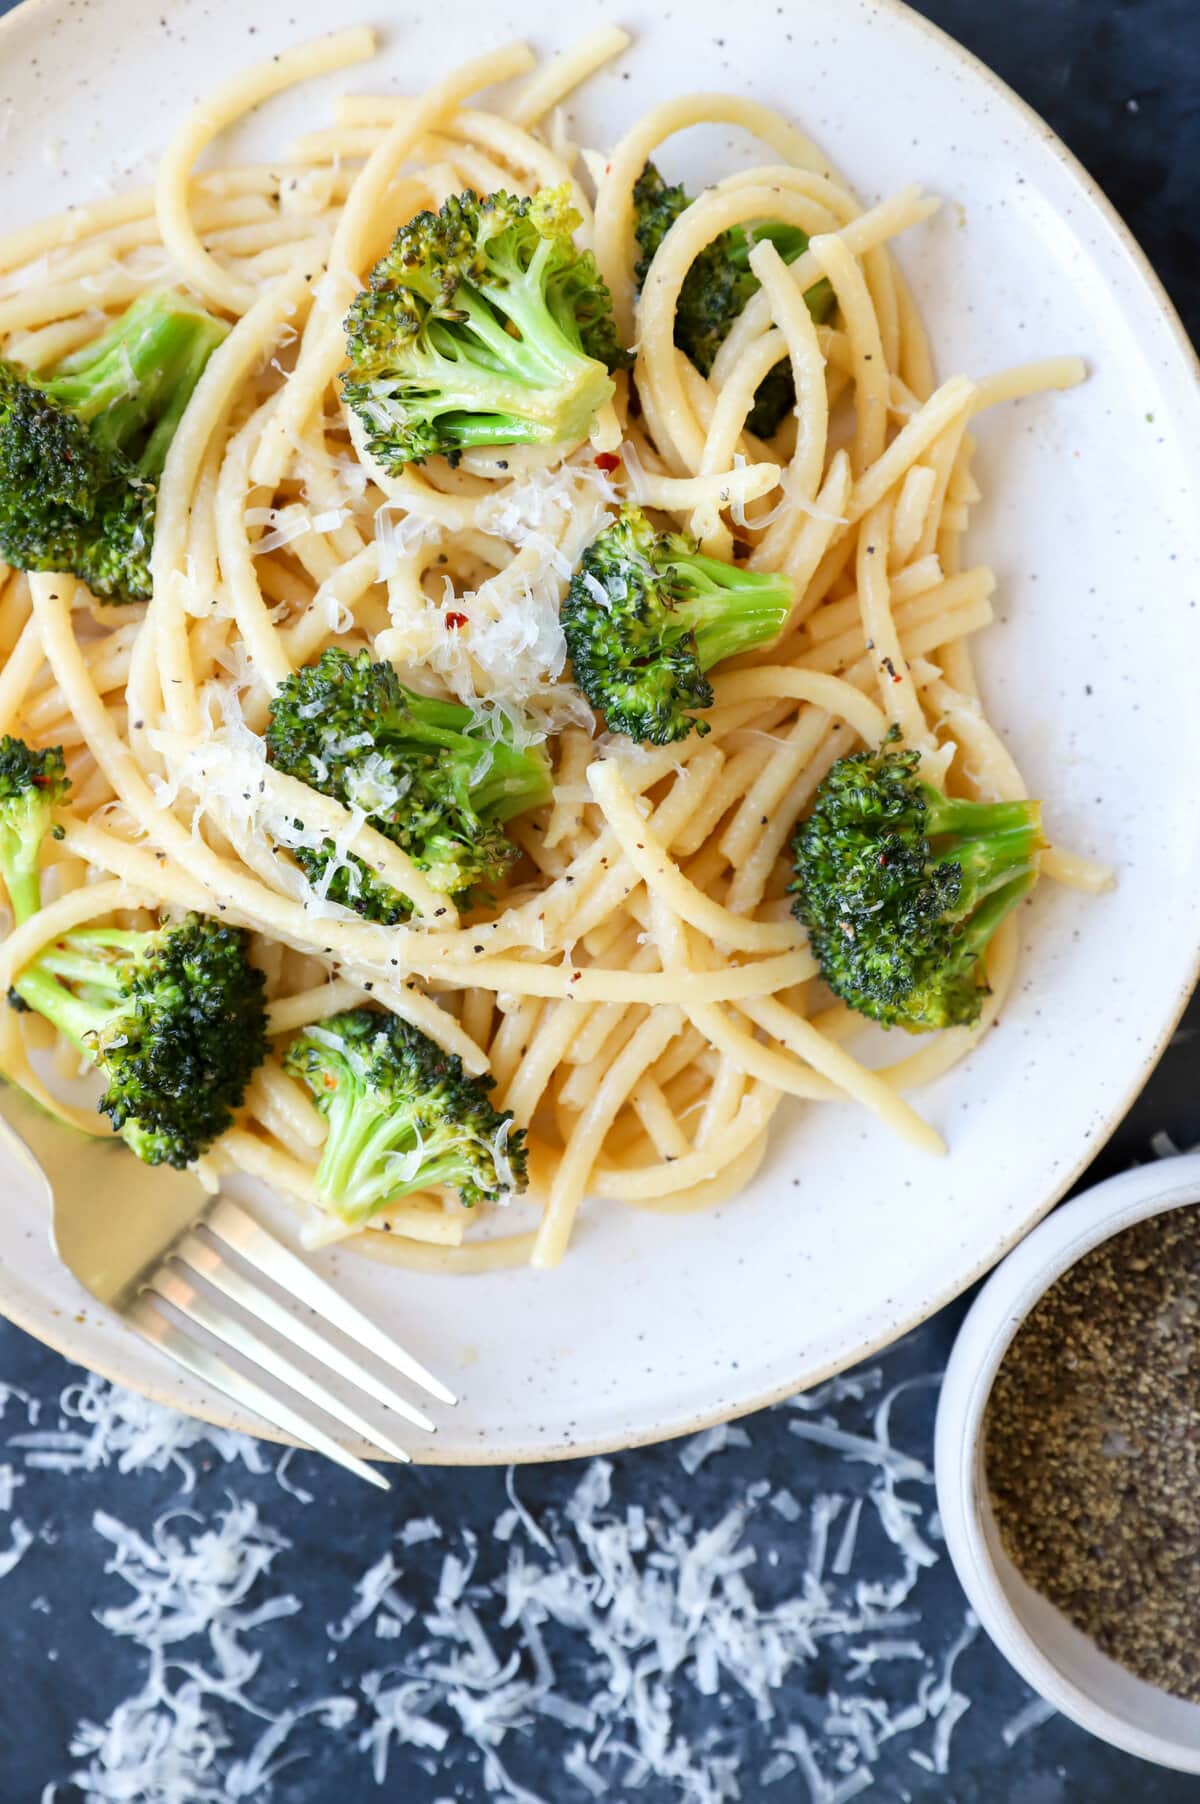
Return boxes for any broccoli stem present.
[723,221,836,321]
[921,791,1044,918]
[317,1091,467,1223]
[467,741,554,822]
[9,959,113,1054]
[935,823,1043,915]
[957,870,1039,958]
[31,928,144,992]
[435,263,612,443]
[373,689,493,750]
[42,291,227,476]
[370,696,552,820]
[922,791,1041,841]
[12,928,160,1054]
[726,221,809,270]
[0,798,52,927]
[666,552,793,668]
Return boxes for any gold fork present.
[0,1080,456,1488]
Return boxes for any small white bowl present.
[935,1151,1200,1772]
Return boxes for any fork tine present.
[145,1265,416,1467]
[173,1229,436,1433]
[205,1198,458,1406]
[127,1293,390,1490]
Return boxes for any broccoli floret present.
[265,648,553,918]
[0,289,228,602]
[0,736,69,926]
[284,1007,527,1223]
[1,745,266,1163]
[342,186,630,469]
[790,734,1045,1033]
[13,913,268,1167]
[561,504,793,744]
[633,161,835,438]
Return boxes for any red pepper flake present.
[444,610,469,630]
[594,451,621,473]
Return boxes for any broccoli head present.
[633,161,835,439]
[13,913,268,1167]
[0,289,228,602]
[0,736,69,927]
[561,504,793,744]
[790,734,1045,1033]
[284,1007,527,1223]
[342,186,630,469]
[265,648,553,918]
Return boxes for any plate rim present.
[0,0,1196,1463]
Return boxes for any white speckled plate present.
[0,0,1197,1464]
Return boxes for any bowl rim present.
[934,1150,1200,1772]
[0,0,1196,1464]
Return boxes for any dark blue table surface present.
[0,1,1197,1799]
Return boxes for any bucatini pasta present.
[0,25,1110,1270]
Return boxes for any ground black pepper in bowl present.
[984,1205,1200,1703]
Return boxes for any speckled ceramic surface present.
[0,0,1197,1464]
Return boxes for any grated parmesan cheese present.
[10,1371,267,1492]
[0,1461,24,1513]
[10,1351,1045,1799]
[59,1503,347,1804]
[677,1422,754,1475]
[327,1552,412,1643]
[1000,1693,1056,1748]
[0,1516,32,1578]
[376,454,613,732]
[151,691,379,926]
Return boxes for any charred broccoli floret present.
[633,161,835,438]
[0,736,69,926]
[790,734,1045,1032]
[561,504,792,744]
[342,186,630,468]
[2,735,266,1163]
[284,1007,527,1223]
[14,913,267,1167]
[265,648,553,918]
[0,290,228,601]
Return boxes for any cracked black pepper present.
[985,1206,1200,1701]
